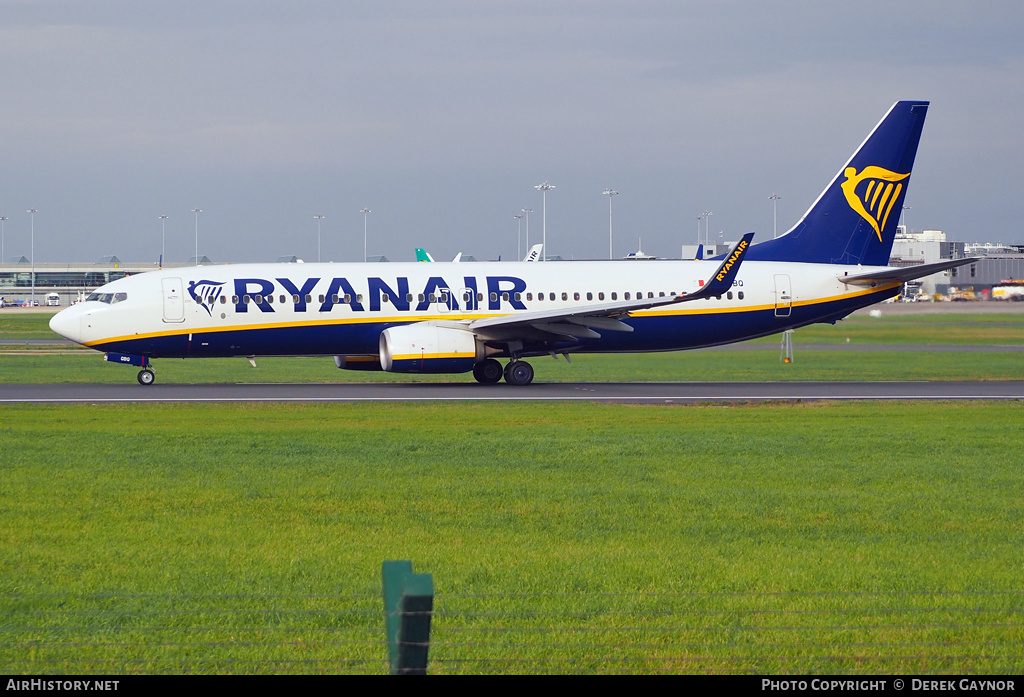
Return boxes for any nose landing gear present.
[104,352,156,385]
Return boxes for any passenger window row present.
[221,289,746,306]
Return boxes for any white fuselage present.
[50,259,897,360]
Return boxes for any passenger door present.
[774,274,792,318]
[162,277,185,323]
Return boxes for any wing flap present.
[566,316,633,332]
[530,322,602,340]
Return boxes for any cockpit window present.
[85,292,127,304]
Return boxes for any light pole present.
[514,214,524,260]
[521,208,532,250]
[0,216,7,265]
[534,182,554,261]
[360,208,371,262]
[901,205,911,234]
[159,215,168,267]
[191,209,202,266]
[27,209,37,305]
[769,193,781,238]
[703,210,713,246]
[313,214,325,262]
[603,189,618,259]
[695,215,704,247]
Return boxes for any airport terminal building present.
[888,230,1024,297]
[0,257,195,306]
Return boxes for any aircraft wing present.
[469,233,754,342]
[837,258,979,286]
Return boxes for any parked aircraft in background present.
[416,245,541,263]
[50,100,974,386]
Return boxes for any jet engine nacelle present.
[379,324,482,374]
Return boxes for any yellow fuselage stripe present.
[85,283,899,348]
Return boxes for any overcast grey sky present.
[2,0,1022,264]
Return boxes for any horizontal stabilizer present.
[838,258,978,286]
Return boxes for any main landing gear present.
[472,358,534,386]
[472,358,503,384]
[503,360,534,386]
[137,368,156,385]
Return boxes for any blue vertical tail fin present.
[744,100,929,266]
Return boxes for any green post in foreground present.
[382,560,435,675]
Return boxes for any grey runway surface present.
[3,381,1023,403]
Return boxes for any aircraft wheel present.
[503,360,534,386]
[473,358,503,384]
[137,369,155,386]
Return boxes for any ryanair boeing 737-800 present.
[49,100,974,386]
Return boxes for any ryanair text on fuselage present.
[221,275,530,314]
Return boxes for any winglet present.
[415,248,434,262]
[687,233,754,300]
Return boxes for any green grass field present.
[2,311,1022,674]
[2,402,1023,674]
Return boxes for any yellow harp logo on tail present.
[840,166,910,242]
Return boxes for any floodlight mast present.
[314,214,325,262]
[603,189,618,259]
[191,209,202,266]
[513,214,524,260]
[0,216,7,266]
[361,208,371,262]
[534,182,554,261]
[769,193,781,239]
[27,209,37,304]
[159,215,168,267]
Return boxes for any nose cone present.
[49,307,82,344]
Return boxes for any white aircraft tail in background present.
[523,244,543,262]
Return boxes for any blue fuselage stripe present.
[91,288,895,358]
